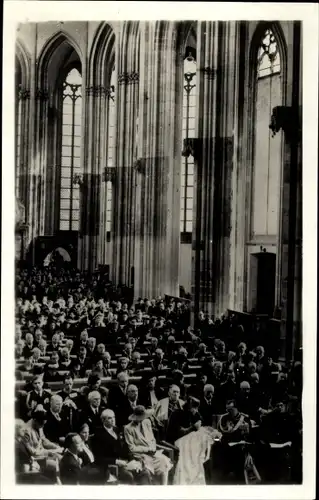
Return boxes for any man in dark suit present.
[43,394,70,445]
[25,375,51,417]
[114,384,140,429]
[59,433,83,485]
[108,371,129,417]
[199,384,215,427]
[79,391,103,434]
[92,409,151,484]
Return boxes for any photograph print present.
[13,17,303,487]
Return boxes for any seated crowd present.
[15,265,303,485]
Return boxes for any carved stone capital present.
[18,87,30,100]
[35,88,49,101]
[201,67,218,80]
[86,85,115,99]
[133,157,146,174]
[118,72,139,85]
[182,138,201,160]
[102,167,116,183]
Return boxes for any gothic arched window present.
[252,28,282,238]
[247,26,284,315]
[181,50,196,235]
[59,67,82,231]
[257,29,281,78]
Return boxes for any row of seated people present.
[15,327,302,408]
[15,367,302,485]
[15,265,302,484]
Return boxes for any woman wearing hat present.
[124,405,173,485]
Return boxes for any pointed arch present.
[118,21,140,73]
[37,30,83,88]
[88,22,115,86]
[249,21,287,102]
[244,21,287,314]
[178,21,197,56]
[15,40,31,87]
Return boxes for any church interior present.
[14,20,302,485]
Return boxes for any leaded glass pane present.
[72,220,79,231]
[59,67,83,230]
[60,220,70,230]
[257,29,281,78]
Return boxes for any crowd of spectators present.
[15,264,303,485]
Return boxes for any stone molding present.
[85,86,114,98]
[118,72,139,85]
[18,88,30,100]
[35,88,49,101]
[201,67,218,80]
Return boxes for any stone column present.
[188,21,238,318]
[79,84,103,272]
[27,27,48,263]
[112,22,140,287]
[16,87,30,214]
[16,86,31,260]
[274,22,302,360]
[133,21,182,300]
[228,21,247,313]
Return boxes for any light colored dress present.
[173,426,221,485]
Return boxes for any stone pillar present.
[189,21,238,318]
[133,21,181,300]
[228,21,247,313]
[274,22,302,360]
[76,28,107,274]
[79,85,102,272]
[112,22,140,287]
[16,86,31,260]
[34,87,50,238]
[16,87,30,217]
[27,28,47,264]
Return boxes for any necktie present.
[139,423,145,438]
